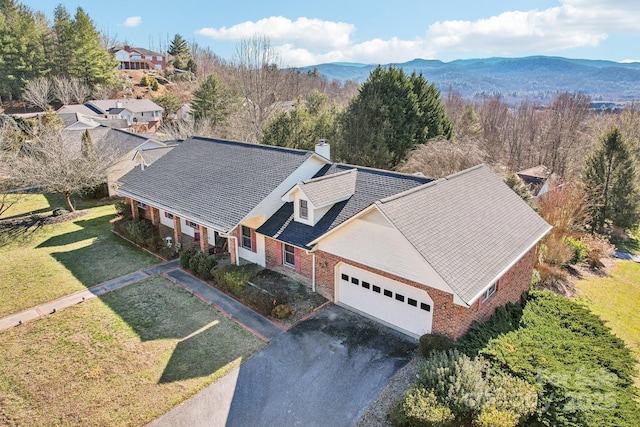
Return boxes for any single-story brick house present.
[116,137,551,339]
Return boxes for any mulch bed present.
[244,268,328,328]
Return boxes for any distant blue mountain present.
[298,56,640,103]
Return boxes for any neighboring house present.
[63,126,166,196]
[117,137,551,339]
[86,99,163,132]
[517,165,558,197]
[110,45,166,70]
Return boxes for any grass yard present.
[0,194,160,317]
[574,259,640,387]
[0,276,265,426]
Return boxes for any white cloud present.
[196,1,640,66]
[196,16,354,51]
[122,16,142,28]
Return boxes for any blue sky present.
[20,0,640,66]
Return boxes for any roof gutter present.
[466,224,552,306]
[116,189,228,234]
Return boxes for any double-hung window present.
[481,282,497,303]
[299,199,308,220]
[241,225,252,250]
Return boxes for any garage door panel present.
[337,264,433,337]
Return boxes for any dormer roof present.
[287,169,357,208]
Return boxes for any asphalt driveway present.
[148,305,416,427]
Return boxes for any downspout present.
[306,249,316,293]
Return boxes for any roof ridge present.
[334,162,434,181]
[189,136,316,157]
[377,163,488,205]
[302,168,356,184]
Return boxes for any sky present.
[19,0,640,67]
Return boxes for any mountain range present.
[299,56,640,105]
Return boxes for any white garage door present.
[336,263,433,337]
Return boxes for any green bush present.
[456,301,524,356]
[140,75,150,86]
[475,405,518,427]
[389,388,455,427]
[418,334,453,358]
[150,78,159,91]
[211,264,260,297]
[196,254,217,280]
[125,219,155,246]
[115,200,132,219]
[479,290,640,427]
[179,247,198,269]
[565,236,589,264]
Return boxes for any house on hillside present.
[517,165,558,197]
[110,45,166,70]
[86,99,163,132]
[63,126,167,196]
[116,137,551,339]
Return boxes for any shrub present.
[536,262,567,287]
[115,200,132,219]
[150,78,159,91]
[480,290,640,427]
[196,254,217,280]
[179,246,198,269]
[389,388,455,427]
[475,405,518,427]
[211,264,259,297]
[140,75,150,86]
[125,219,155,246]
[540,232,573,266]
[456,301,524,356]
[243,288,287,316]
[418,334,453,358]
[581,234,615,269]
[271,303,292,319]
[565,236,589,264]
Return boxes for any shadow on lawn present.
[99,278,245,384]
[36,214,112,248]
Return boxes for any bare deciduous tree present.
[233,36,284,142]
[397,136,486,178]
[5,112,123,211]
[22,77,53,111]
[52,76,91,105]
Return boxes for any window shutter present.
[276,241,282,264]
[477,298,482,310]
[496,278,502,290]
[294,247,301,272]
[250,228,257,253]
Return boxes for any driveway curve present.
[148,305,416,427]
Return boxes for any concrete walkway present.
[165,269,284,341]
[0,259,180,331]
[0,260,283,342]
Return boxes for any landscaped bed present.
[0,194,160,318]
[0,276,265,426]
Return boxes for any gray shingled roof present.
[87,99,163,114]
[257,164,432,249]
[61,126,160,156]
[117,137,314,232]
[137,146,174,166]
[375,164,551,304]
[297,168,357,207]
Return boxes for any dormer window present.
[299,199,308,219]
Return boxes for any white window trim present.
[299,199,308,220]
[283,244,295,268]
[481,282,497,303]
[241,225,252,250]
[137,202,147,210]
[186,220,198,229]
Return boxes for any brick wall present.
[265,234,537,340]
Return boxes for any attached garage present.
[335,263,434,337]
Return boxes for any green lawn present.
[0,194,160,317]
[0,277,265,426]
[574,259,640,387]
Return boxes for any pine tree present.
[81,128,94,161]
[190,73,230,124]
[337,65,452,169]
[52,4,73,76]
[584,129,640,231]
[168,33,190,70]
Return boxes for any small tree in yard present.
[3,111,123,212]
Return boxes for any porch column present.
[150,207,160,226]
[130,198,139,221]
[200,226,209,255]
[173,215,182,246]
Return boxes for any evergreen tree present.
[0,0,47,104]
[337,65,452,169]
[190,73,230,124]
[52,4,73,76]
[68,7,117,90]
[81,128,94,160]
[168,33,190,69]
[584,129,640,231]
